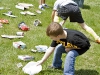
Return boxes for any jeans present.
[52,44,79,75]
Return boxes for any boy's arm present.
[51,10,57,22]
[37,47,55,65]
[59,20,66,26]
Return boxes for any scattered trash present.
[31,49,37,53]
[18,55,34,61]
[1,35,24,39]
[16,32,24,36]
[22,61,42,75]
[18,3,33,7]
[13,41,26,49]
[20,11,36,16]
[35,45,48,52]
[17,62,23,68]
[16,3,33,10]
[18,22,29,31]
[0,7,10,10]
[0,19,9,24]
[36,10,42,14]
[15,5,26,10]
[3,11,17,18]
[33,19,41,26]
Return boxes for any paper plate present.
[22,61,42,75]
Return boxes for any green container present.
[73,0,84,8]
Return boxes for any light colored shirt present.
[53,0,77,10]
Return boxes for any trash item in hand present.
[18,55,34,61]
[13,41,26,49]
[22,61,42,75]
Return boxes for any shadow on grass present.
[37,69,99,75]
[37,69,63,75]
[82,4,91,9]
[75,69,99,75]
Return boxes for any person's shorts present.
[58,3,84,23]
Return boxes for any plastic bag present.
[22,61,42,75]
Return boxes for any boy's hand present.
[36,60,43,66]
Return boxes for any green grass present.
[0,0,100,75]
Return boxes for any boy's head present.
[46,22,64,40]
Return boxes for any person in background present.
[38,0,48,10]
[37,22,90,75]
[51,0,100,44]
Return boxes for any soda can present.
[16,32,24,36]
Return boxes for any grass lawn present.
[0,0,100,75]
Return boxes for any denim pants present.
[52,44,79,75]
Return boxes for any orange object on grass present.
[0,19,9,24]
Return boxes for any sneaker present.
[96,38,100,44]
[48,65,63,70]
[39,5,44,10]
[42,4,49,8]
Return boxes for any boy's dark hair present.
[46,22,63,37]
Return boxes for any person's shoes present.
[40,7,44,10]
[39,5,45,10]
[48,65,63,70]
[96,38,100,44]
[42,4,49,8]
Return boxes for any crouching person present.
[37,22,90,75]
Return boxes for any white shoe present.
[42,4,49,8]
[39,5,44,10]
